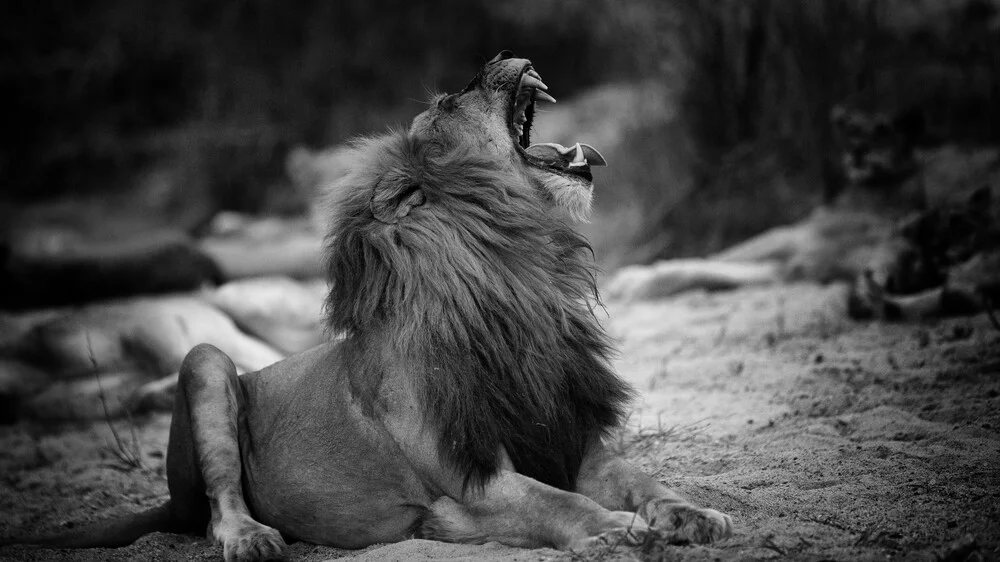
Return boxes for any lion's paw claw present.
[213,516,287,562]
[568,510,649,550]
[646,502,733,544]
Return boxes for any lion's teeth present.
[528,142,567,153]
[532,143,574,156]
[534,90,557,103]
[579,144,607,166]
[520,74,548,91]
[527,142,607,167]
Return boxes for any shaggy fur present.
[324,132,632,490]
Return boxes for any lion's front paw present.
[211,515,287,562]
[567,510,649,551]
[643,500,733,544]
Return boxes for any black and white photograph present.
[1,1,998,560]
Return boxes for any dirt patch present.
[1,282,998,561]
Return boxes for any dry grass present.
[567,512,646,562]
[611,413,713,460]
[86,334,145,471]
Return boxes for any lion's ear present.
[370,177,425,224]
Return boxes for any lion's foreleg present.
[420,470,648,551]
[849,270,984,322]
[869,286,949,321]
[575,444,732,544]
[170,344,285,562]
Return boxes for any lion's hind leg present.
[168,343,286,562]
[419,471,648,551]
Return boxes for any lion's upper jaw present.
[424,52,607,225]
[323,130,631,491]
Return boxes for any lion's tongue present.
[526,142,607,171]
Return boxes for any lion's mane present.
[324,132,632,490]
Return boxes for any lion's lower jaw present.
[534,172,594,223]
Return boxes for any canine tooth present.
[534,90,557,103]
[579,144,608,166]
[520,74,548,90]
[571,143,586,164]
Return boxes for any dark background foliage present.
[3,0,998,262]
[2,1,635,208]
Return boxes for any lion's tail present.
[4,500,180,549]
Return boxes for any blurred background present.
[3,0,999,272]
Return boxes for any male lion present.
[14,52,732,560]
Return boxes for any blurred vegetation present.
[629,0,1000,261]
[3,0,998,262]
[1,0,639,213]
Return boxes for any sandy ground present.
[1,281,998,561]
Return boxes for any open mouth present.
[508,65,607,184]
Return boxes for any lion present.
[848,184,1000,324]
[7,51,733,560]
[0,276,327,422]
[605,105,1000,317]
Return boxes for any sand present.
[1,281,998,561]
